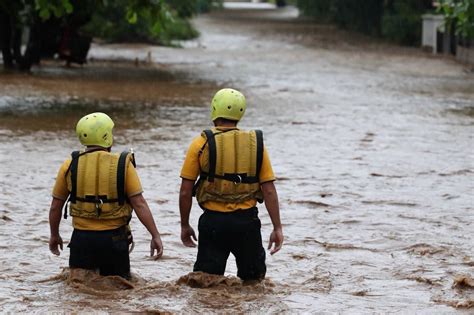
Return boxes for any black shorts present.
[193,207,266,281]
[68,226,130,279]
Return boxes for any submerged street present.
[0,5,473,313]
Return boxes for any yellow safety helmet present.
[75,112,114,148]
[211,88,246,122]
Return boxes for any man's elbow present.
[129,193,147,210]
[180,179,195,200]
[261,181,277,197]
[180,187,193,200]
[50,197,65,213]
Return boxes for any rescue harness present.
[63,148,135,220]
[193,128,265,206]
[62,148,136,252]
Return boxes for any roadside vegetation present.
[437,0,474,45]
[0,0,222,70]
[81,0,223,44]
[295,0,473,46]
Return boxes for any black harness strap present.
[63,196,70,219]
[64,149,131,219]
[193,128,258,196]
[76,195,119,203]
[63,151,80,219]
[203,130,217,182]
[117,151,129,206]
[69,151,80,204]
[64,148,108,179]
[255,130,263,180]
[198,172,259,184]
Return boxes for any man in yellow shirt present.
[179,88,283,281]
[49,112,163,279]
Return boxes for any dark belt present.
[73,224,128,235]
[203,207,258,216]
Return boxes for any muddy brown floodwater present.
[0,5,473,313]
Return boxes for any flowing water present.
[0,5,473,313]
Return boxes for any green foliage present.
[34,0,73,20]
[81,0,200,44]
[3,0,211,45]
[296,0,334,22]
[437,0,474,39]
[196,0,222,13]
[296,0,433,46]
[382,13,421,45]
[381,0,428,45]
[297,0,383,34]
[334,0,384,36]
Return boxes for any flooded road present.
[1,5,473,313]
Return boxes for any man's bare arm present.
[261,181,283,255]
[49,197,65,255]
[179,179,197,247]
[129,193,163,259]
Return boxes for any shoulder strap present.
[117,151,129,206]
[69,151,80,204]
[203,130,217,182]
[255,130,264,180]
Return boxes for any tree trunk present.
[0,10,14,69]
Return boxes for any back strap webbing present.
[117,151,129,206]
[69,151,80,204]
[255,130,263,180]
[199,172,260,184]
[76,195,119,203]
[203,130,216,182]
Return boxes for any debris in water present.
[362,200,417,207]
[1,215,12,221]
[289,200,331,208]
[351,289,369,296]
[155,198,168,204]
[453,275,474,290]
[463,257,474,267]
[360,132,375,143]
[433,297,474,309]
[319,193,333,198]
[309,239,378,252]
[406,276,442,286]
[438,169,473,177]
[369,173,405,178]
[291,254,308,260]
[405,243,447,256]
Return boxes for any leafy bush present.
[196,0,222,13]
[82,0,199,44]
[296,0,335,22]
[296,0,433,46]
[81,0,202,44]
[437,0,474,40]
[381,1,429,45]
[17,0,222,45]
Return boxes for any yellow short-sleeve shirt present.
[180,128,275,212]
[52,152,143,231]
